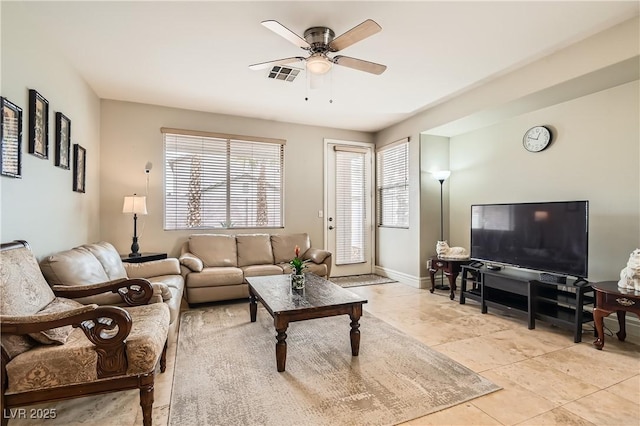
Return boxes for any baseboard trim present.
[374,266,436,289]
[373,266,450,289]
[603,315,640,345]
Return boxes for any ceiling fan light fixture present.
[306,54,332,74]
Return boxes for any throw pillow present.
[1,334,36,358]
[28,298,85,345]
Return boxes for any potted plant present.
[290,245,308,289]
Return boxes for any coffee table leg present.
[349,313,362,356]
[275,326,288,372]
[249,291,257,323]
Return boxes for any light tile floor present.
[8,282,640,425]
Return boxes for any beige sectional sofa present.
[39,241,184,339]
[179,233,331,304]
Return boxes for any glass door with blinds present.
[325,141,374,277]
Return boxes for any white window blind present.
[376,140,409,228]
[335,149,367,265]
[163,131,284,230]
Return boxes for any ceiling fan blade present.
[333,55,387,75]
[329,19,382,52]
[249,57,305,71]
[261,20,310,49]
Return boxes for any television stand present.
[539,272,567,285]
[460,265,594,342]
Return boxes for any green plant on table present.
[289,245,308,275]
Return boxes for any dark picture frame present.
[55,112,71,169]
[73,144,86,193]
[28,89,49,159]
[1,97,23,178]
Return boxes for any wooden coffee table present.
[246,273,368,372]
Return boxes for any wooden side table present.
[120,252,168,263]
[592,280,640,350]
[428,256,469,300]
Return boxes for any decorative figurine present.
[618,248,640,291]
[436,241,469,259]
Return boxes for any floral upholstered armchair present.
[0,241,170,426]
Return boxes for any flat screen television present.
[470,201,588,278]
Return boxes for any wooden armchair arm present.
[51,278,154,306]
[1,305,132,378]
[0,304,98,332]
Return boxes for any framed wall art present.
[73,144,86,193]
[55,112,71,169]
[28,89,49,159]
[1,97,23,178]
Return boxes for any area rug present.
[169,304,500,426]
[331,273,397,288]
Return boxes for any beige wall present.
[375,16,639,284]
[420,135,450,281]
[99,100,372,257]
[450,81,639,281]
[0,2,101,257]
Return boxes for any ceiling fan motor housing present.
[304,27,335,53]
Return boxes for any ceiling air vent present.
[268,66,300,82]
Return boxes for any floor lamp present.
[122,194,148,257]
[432,170,451,290]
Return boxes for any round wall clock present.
[523,126,552,152]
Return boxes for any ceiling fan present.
[249,19,387,75]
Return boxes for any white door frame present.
[323,138,376,276]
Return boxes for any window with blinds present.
[376,139,409,228]
[335,148,367,265]
[163,130,284,230]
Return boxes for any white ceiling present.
[20,1,639,133]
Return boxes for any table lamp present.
[122,194,147,257]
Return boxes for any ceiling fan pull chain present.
[329,68,333,104]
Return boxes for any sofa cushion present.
[236,234,274,267]
[241,264,285,278]
[186,267,244,288]
[189,234,237,267]
[124,258,181,279]
[29,298,85,345]
[271,233,311,264]
[83,242,128,281]
[40,246,110,287]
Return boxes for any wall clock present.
[523,126,552,152]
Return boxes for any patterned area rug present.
[169,304,500,426]
[331,273,397,288]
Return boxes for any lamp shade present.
[432,170,451,182]
[122,195,148,215]
[306,54,332,74]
